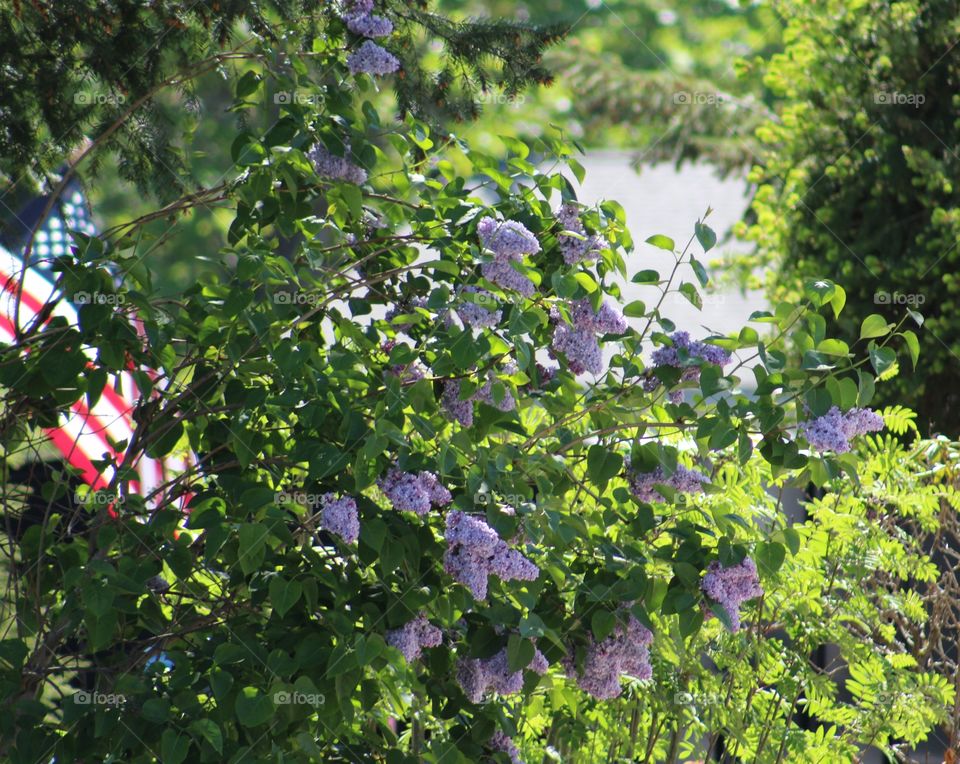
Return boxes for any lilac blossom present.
[378,468,451,515]
[344,9,393,37]
[550,299,626,376]
[477,217,541,259]
[800,406,885,453]
[347,40,400,76]
[643,331,732,393]
[490,731,525,764]
[386,613,443,663]
[477,217,540,296]
[456,645,549,703]
[441,376,516,427]
[624,458,709,503]
[444,510,539,600]
[556,202,605,265]
[308,144,368,184]
[457,287,502,329]
[481,259,537,296]
[701,557,763,632]
[565,615,653,700]
[319,493,360,543]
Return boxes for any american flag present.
[0,181,190,510]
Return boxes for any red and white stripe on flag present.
[0,244,190,510]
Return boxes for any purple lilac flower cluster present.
[550,298,627,376]
[343,0,393,37]
[386,613,443,663]
[456,645,549,702]
[556,202,605,265]
[457,286,502,329]
[643,331,732,393]
[489,731,525,764]
[477,217,540,296]
[441,376,516,427]
[347,39,400,75]
[799,406,885,453]
[307,144,368,185]
[342,1,399,76]
[444,510,539,600]
[701,557,763,632]
[565,615,653,700]
[624,459,709,503]
[378,468,452,515]
[318,493,360,543]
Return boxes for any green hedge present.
[745,0,960,434]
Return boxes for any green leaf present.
[269,576,303,617]
[235,687,274,727]
[689,256,709,287]
[631,269,660,284]
[623,300,646,317]
[587,445,623,490]
[506,634,535,673]
[694,222,717,252]
[869,345,897,376]
[161,730,191,764]
[590,610,617,642]
[679,282,702,310]
[860,314,892,340]
[755,541,786,575]
[645,234,675,251]
[901,330,920,369]
[236,71,262,99]
[830,285,846,318]
[237,524,269,575]
[190,719,224,755]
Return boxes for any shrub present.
[0,3,947,762]
[745,0,960,435]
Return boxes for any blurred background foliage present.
[1,0,783,294]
